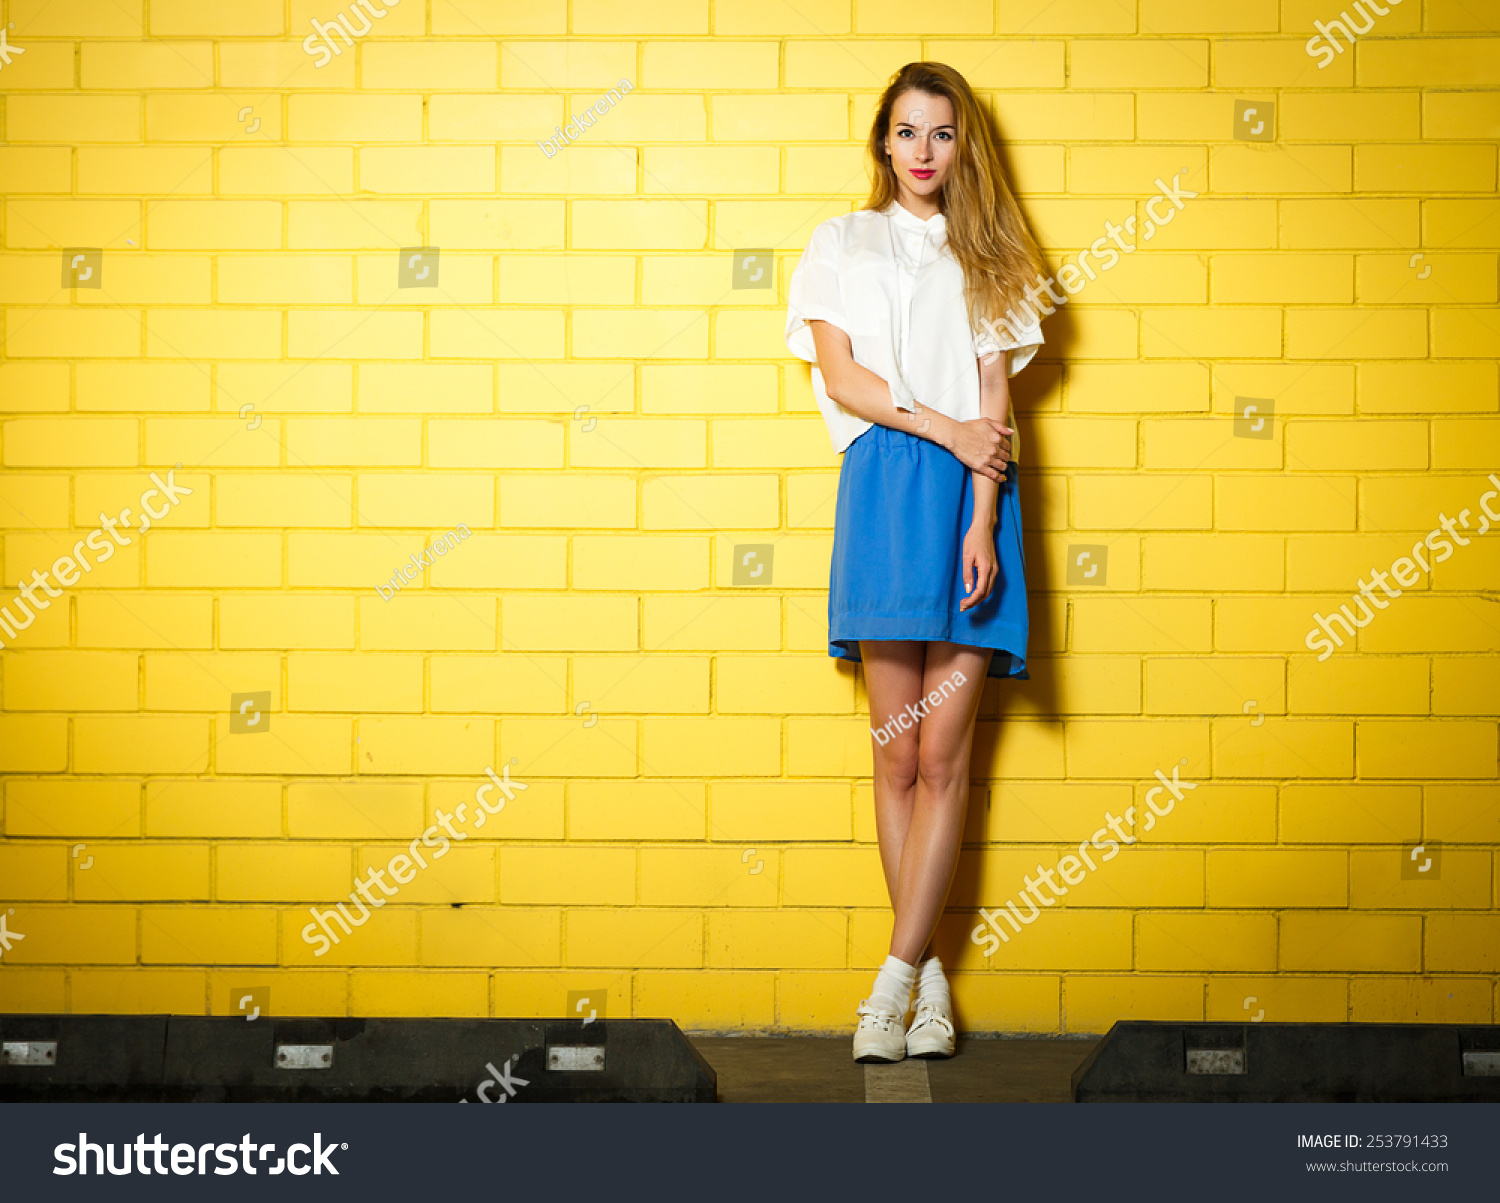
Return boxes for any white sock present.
[916,954,950,1005]
[870,954,916,1016]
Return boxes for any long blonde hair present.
[865,62,1045,335]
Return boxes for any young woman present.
[785,62,1047,1062]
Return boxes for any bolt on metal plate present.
[547,1045,605,1072]
[275,1044,333,1070]
[1462,1051,1500,1077]
[2,1041,57,1066]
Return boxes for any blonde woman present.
[785,62,1047,1062]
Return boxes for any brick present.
[1358,38,1500,89]
[76,149,212,196]
[567,909,702,968]
[11,0,141,35]
[1206,977,1348,1023]
[418,908,560,969]
[78,595,215,651]
[81,43,214,89]
[220,40,358,87]
[775,847,883,908]
[291,200,423,249]
[360,42,498,90]
[503,718,635,777]
[219,148,354,196]
[74,716,209,774]
[1281,200,1419,250]
[145,781,276,840]
[218,844,351,902]
[149,201,281,250]
[568,655,702,716]
[147,309,280,360]
[1207,850,1346,907]
[6,96,141,144]
[0,906,136,964]
[504,595,637,651]
[349,973,489,1018]
[1143,655,1284,715]
[573,535,709,590]
[1350,849,1491,911]
[141,908,277,964]
[1073,598,1212,652]
[1281,913,1421,972]
[0,845,67,901]
[641,847,778,907]
[1072,475,1212,530]
[282,908,416,967]
[708,911,844,970]
[1350,977,1491,1025]
[152,0,283,34]
[0,149,71,195]
[1357,720,1495,780]
[1137,914,1276,972]
[570,780,706,841]
[1288,657,1428,717]
[74,843,210,901]
[1144,534,1284,592]
[642,718,779,777]
[1212,717,1353,778]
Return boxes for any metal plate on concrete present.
[275,1044,333,1070]
[2,1042,56,1067]
[547,1045,605,1072]
[1462,1051,1500,1077]
[1186,1048,1245,1075]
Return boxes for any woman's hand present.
[945,417,1013,481]
[959,523,998,612]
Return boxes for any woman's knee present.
[915,741,965,793]
[873,738,919,791]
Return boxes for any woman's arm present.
[807,319,1012,481]
[959,347,1013,611]
[969,347,1012,532]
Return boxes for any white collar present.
[881,199,945,234]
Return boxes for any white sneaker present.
[852,1000,907,1062]
[905,996,956,1058]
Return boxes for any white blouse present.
[786,200,1045,455]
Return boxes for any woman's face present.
[883,89,956,204]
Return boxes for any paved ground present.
[692,1036,1101,1103]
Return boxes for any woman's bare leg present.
[859,641,926,910]
[887,641,991,964]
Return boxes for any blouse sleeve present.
[785,220,849,364]
[974,308,1045,378]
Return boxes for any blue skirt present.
[828,424,1029,680]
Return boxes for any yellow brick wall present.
[1,0,1497,1033]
